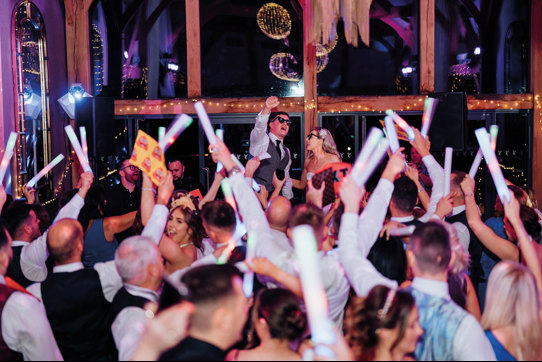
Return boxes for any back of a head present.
[345,286,416,360]
[392,176,418,214]
[509,185,529,206]
[31,204,51,234]
[367,236,407,285]
[115,236,161,283]
[410,221,452,275]
[181,264,241,331]
[0,219,11,255]
[519,205,542,242]
[2,203,33,238]
[266,196,291,230]
[451,171,467,196]
[288,204,324,238]
[47,219,84,265]
[482,261,541,360]
[201,201,236,235]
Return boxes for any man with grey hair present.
[111,236,165,361]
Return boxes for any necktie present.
[275,140,282,159]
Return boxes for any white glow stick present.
[389,225,416,237]
[215,129,225,173]
[216,239,236,265]
[469,149,483,179]
[292,225,336,359]
[158,114,193,152]
[356,138,391,187]
[490,125,499,151]
[384,116,400,153]
[231,155,246,174]
[351,128,384,186]
[421,98,439,138]
[79,127,88,160]
[475,128,511,204]
[386,110,415,141]
[65,126,92,173]
[444,147,453,196]
[158,127,166,144]
[221,178,237,211]
[242,232,257,298]
[26,154,65,188]
[0,132,18,185]
[195,102,218,148]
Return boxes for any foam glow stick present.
[384,116,400,152]
[242,232,257,298]
[0,132,18,185]
[292,225,336,358]
[79,127,88,160]
[386,110,415,141]
[158,114,193,152]
[26,154,65,188]
[389,225,416,237]
[158,127,166,144]
[469,149,484,179]
[475,128,511,203]
[65,126,92,174]
[221,178,237,211]
[351,128,384,186]
[444,147,453,196]
[231,155,246,174]
[421,98,439,138]
[195,102,218,148]
[215,129,225,173]
[490,125,499,151]
[355,138,391,187]
[216,239,236,265]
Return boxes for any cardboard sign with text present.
[311,162,352,206]
[130,130,167,186]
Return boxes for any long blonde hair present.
[482,261,541,360]
[306,127,341,161]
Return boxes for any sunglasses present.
[273,116,292,126]
[306,133,322,141]
[120,165,139,172]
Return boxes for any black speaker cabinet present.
[75,97,117,157]
[428,92,467,151]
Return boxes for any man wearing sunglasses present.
[249,96,294,199]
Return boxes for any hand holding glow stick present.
[469,149,484,179]
[384,116,400,152]
[79,127,88,160]
[0,132,18,185]
[490,125,499,151]
[65,126,92,173]
[351,128,384,186]
[26,154,65,188]
[444,147,453,196]
[475,128,511,203]
[355,138,391,187]
[292,225,336,359]
[386,110,415,141]
[421,98,439,138]
[242,232,257,298]
[195,102,218,149]
[158,114,193,152]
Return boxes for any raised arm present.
[199,171,225,209]
[405,165,430,210]
[246,257,303,298]
[141,173,175,244]
[140,174,156,226]
[249,97,277,157]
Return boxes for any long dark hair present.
[170,206,204,251]
[345,286,416,360]
[78,186,105,232]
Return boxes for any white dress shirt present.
[111,284,159,361]
[418,154,445,223]
[0,275,63,361]
[249,111,293,199]
[18,193,86,283]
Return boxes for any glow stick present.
[215,129,224,173]
[469,149,483,179]
[65,126,92,173]
[490,125,499,151]
[355,138,391,187]
[26,154,65,188]
[0,132,18,185]
[220,178,237,211]
[158,114,193,151]
[444,147,453,196]
[475,128,511,203]
[351,128,384,186]
[216,239,236,265]
[158,127,166,143]
[242,232,257,297]
[385,110,415,141]
[79,127,88,160]
[384,116,400,152]
[231,155,246,174]
[194,102,218,148]
[389,225,416,237]
[292,225,336,358]
[421,98,439,138]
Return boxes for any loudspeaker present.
[428,92,467,151]
[75,97,117,157]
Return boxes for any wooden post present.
[420,0,435,93]
[532,0,542,200]
[303,0,317,135]
[186,0,202,98]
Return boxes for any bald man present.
[266,196,293,252]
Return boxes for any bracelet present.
[464,192,474,197]
[228,167,242,177]
[142,188,157,194]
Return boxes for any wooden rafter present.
[531,0,542,203]
[420,0,435,93]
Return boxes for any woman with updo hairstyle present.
[226,288,307,361]
[344,285,423,361]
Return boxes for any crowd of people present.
[0,95,541,361]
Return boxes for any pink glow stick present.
[421,98,439,138]
[79,127,88,161]
[444,147,453,196]
[65,126,92,174]
[26,154,65,188]
[0,132,18,186]
[475,128,511,203]
[385,110,415,141]
[158,114,193,152]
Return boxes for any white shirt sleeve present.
[112,307,147,361]
[141,205,169,244]
[249,112,270,157]
[2,292,63,360]
[452,314,497,361]
[282,157,294,199]
[419,155,445,223]
[20,194,86,283]
[94,261,123,302]
[26,282,42,300]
